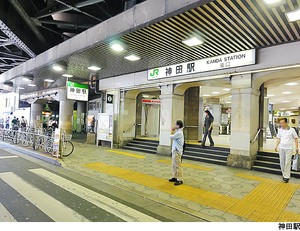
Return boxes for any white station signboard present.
[67,81,89,101]
[148,49,256,80]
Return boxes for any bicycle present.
[61,131,74,157]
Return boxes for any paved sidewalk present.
[62,142,300,222]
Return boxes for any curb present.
[0,141,62,166]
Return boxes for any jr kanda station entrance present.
[2,0,300,200]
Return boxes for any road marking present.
[0,172,89,222]
[106,149,145,159]
[0,202,16,222]
[30,168,159,222]
[157,159,213,171]
[84,161,300,222]
[0,156,18,159]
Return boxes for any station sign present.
[147,49,256,80]
[67,81,89,101]
[142,99,161,104]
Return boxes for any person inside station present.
[169,120,184,186]
[11,116,18,130]
[201,110,215,147]
[275,118,299,183]
[20,116,27,131]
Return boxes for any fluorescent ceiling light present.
[28,83,36,87]
[52,65,63,72]
[279,108,286,110]
[225,101,231,104]
[203,94,210,97]
[223,88,230,91]
[44,79,54,83]
[212,92,220,94]
[22,77,32,82]
[88,66,101,71]
[17,87,25,90]
[282,91,292,94]
[62,74,73,78]
[264,0,283,4]
[182,37,203,47]
[264,97,269,99]
[285,82,298,86]
[124,54,141,61]
[286,8,300,22]
[290,107,298,109]
[111,43,124,52]
[267,94,275,97]
[281,100,291,103]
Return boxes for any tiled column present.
[157,85,184,155]
[227,74,260,169]
[76,101,86,133]
[58,89,74,134]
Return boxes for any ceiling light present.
[62,74,73,78]
[124,54,141,61]
[264,0,284,4]
[285,82,298,86]
[225,101,231,104]
[28,83,36,87]
[281,100,291,103]
[290,107,298,109]
[44,79,54,83]
[203,94,210,97]
[88,66,101,71]
[182,37,203,47]
[282,91,292,94]
[264,97,269,99]
[52,64,64,72]
[212,92,220,94]
[267,94,274,97]
[111,43,124,52]
[286,8,300,22]
[22,77,32,82]
[17,87,25,90]
[279,108,286,110]
[223,88,230,91]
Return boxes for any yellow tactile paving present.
[84,161,300,221]
[157,159,213,171]
[105,150,145,159]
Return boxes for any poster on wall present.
[67,81,89,101]
[52,129,60,158]
[97,113,113,148]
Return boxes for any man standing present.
[201,110,215,147]
[169,120,184,186]
[275,118,299,183]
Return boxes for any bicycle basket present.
[64,134,72,141]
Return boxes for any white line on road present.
[0,156,18,159]
[30,168,160,222]
[0,172,90,222]
[0,202,16,222]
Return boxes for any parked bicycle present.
[61,131,74,157]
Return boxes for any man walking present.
[275,118,299,183]
[169,120,184,186]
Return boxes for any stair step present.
[185,147,230,155]
[126,143,157,150]
[254,160,280,169]
[123,146,157,154]
[183,155,227,166]
[186,143,230,151]
[252,165,300,178]
[256,155,280,163]
[130,140,159,146]
[133,138,159,144]
[184,151,228,161]
[257,151,278,157]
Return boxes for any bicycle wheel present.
[33,137,42,150]
[44,138,53,154]
[22,134,31,147]
[62,141,74,157]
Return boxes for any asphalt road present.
[0,144,204,222]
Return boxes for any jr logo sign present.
[149,68,159,78]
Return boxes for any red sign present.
[142,99,161,104]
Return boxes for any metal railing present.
[250,128,265,143]
[123,123,136,133]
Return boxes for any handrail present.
[250,128,264,143]
[123,123,136,133]
[185,125,198,128]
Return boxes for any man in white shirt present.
[169,120,184,186]
[275,118,299,183]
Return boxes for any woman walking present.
[201,110,214,147]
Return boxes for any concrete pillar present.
[76,101,86,133]
[198,94,204,142]
[30,103,43,127]
[157,85,184,155]
[118,90,137,147]
[58,90,74,134]
[184,87,199,141]
[263,88,269,142]
[206,98,221,135]
[227,74,260,169]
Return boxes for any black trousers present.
[202,129,214,145]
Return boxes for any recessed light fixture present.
[203,94,210,97]
[264,0,284,4]
[52,64,64,72]
[286,8,300,22]
[264,97,269,99]
[223,88,230,91]
[281,100,291,103]
[22,77,32,82]
[62,74,73,78]
[267,94,275,97]
[124,54,141,61]
[28,83,36,87]
[182,37,203,47]
[282,91,292,94]
[44,79,54,83]
[285,82,298,86]
[111,43,124,52]
[88,66,101,71]
[17,87,25,90]
[225,101,231,104]
[212,92,220,94]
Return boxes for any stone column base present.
[157,145,171,156]
[227,153,256,169]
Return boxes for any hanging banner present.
[67,81,89,101]
[148,49,256,80]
